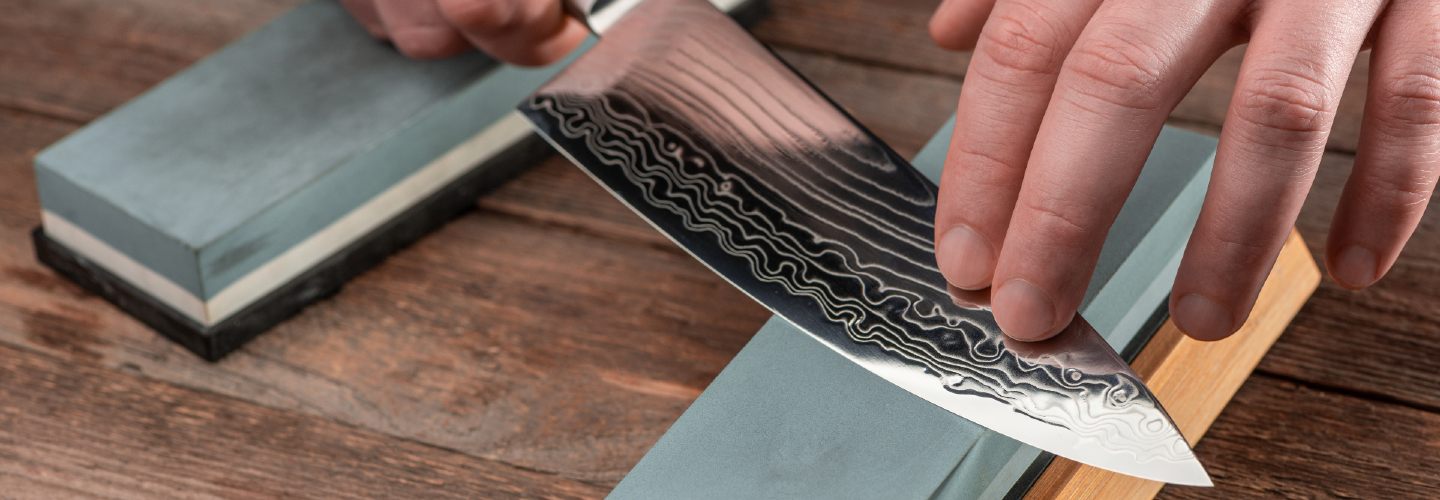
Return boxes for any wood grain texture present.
[1161,377,1440,499]
[0,0,1437,497]
[1270,151,1440,411]
[4,206,772,483]
[0,0,301,122]
[0,342,606,499]
[1028,230,1320,499]
[3,97,772,486]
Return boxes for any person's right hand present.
[340,0,586,66]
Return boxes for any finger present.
[989,0,1243,341]
[435,0,587,66]
[934,0,1101,291]
[929,0,998,51]
[374,0,470,59]
[1327,0,1440,289]
[340,0,388,39]
[1171,0,1384,341]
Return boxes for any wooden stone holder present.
[1026,230,1319,498]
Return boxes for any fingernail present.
[1173,293,1234,341]
[1331,245,1378,289]
[937,225,995,290]
[993,278,1057,341]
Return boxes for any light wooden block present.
[1026,229,1320,499]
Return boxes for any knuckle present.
[1201,203,1291,268]
[1234,66,1337,135]
[1210,232,1273,267]
[437,0,516,34]
[1062,27,1171,111]
[951,145,1025,188]
[1019,193,1095,246]
[1376,58,1440,131]
[1358,169,1439,215]
[1204,213,1277,264]
[976,7,1067,78]
[1227,123,1327,168]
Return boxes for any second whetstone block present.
[32,0,769,360]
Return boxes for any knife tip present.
[1157,457,1213,487]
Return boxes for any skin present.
[347,0,1440,343]
[339,0,586,65]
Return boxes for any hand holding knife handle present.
[561,0,643,33]
[560,0,602,17]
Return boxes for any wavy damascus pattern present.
[522,0,1207,485]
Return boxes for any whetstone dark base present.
[33,135,552,361]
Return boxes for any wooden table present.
[2,1,1437,497]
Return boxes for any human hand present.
[928,0,1439,341]
[339,0,586,65]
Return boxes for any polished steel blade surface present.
[521,0,1210,486]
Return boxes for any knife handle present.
[560,0,601,17]
[561,0,638,33]
[560,0,604,28]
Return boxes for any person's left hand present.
[339,0,586,65]
[928,0,1439,342]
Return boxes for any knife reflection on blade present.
[520,0,1211,487]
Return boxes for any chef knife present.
[520,0,1211,487]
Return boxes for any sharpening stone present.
[611,122,1218,499]
[31,0,767,360]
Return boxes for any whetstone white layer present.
[44,112,535,325]
[36,0,759,328]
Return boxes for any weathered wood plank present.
[0,0,300,121]
[3,111,771,486]
[0,135,771,484]
[754,0,1371,153]
[1161,375,1440,498]
[1154,123,1440,418]
[0,342,607,499]
[1,215,769,483]
[1262,151,1440,411]
[755,0,963,77]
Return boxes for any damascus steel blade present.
[521,0,1210,487]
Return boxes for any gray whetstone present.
[33,0,767,359]
[31,1,580,300]
[36,0,765,300]
[611,123,1217,499]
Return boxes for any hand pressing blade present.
[521,0,1211,486]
